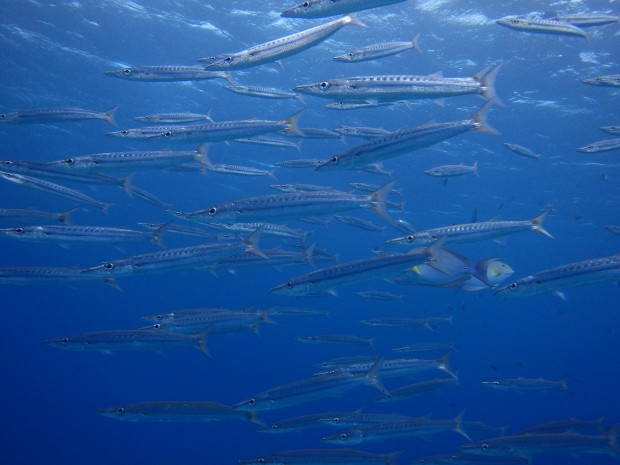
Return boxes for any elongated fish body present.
[187,182,395,225]
[234,361,386,411]
[424,162,478,177]
[336,126,393,138]
[224,85,301,100]
[481,376,568,392]
[504,142,541,159]
[376,377,458,401]
[411,453,531,465]
[0,171,111,213]
[496,17,588,39]
[583,74,620,87]
[0,160,129,188]
[553,14,619,27]
[270,183,333,192]
[259,411,350,434]
[0,225,158,246]
[134,113,212,124]
[281,0,408,18]
[0,266,102,285]
[577,138,620,153]
[600,125,620,135]
[200,15,365,70]
[103,65,233,83]
[296,334,374,347]
[334,35,421,62]
[45,329,210,355]
[200,154,275,178]
[295,64,500,102]
[319,354,454,379]
[495,253,620,297]
[109,112,303,143]
[191,220,309,241]
[81,232,262,277]
[0,107,117,125]
[325,100,400,110]
[319,412,416,428]
[287,127,342,140]
[43,150,202,172]
[361,316,453,330]
[98,401,258,423]
[387,209,552,246]
[322,412,469,444]
[515,418,605,435]
[235,136,302,151]
[316,101,496,171]
[239,448,399,465]
[270,242,436,296]
[460,431,620,457]
[0,207,75,225]
[149,310,269,333]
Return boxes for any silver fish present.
[424,162,478,178]
[98,401,260,424]
[481,376,569,392]
[103,65,233,83]
[0,171,112,213]
[200,15,365,70]
[334,34,421,62]
[495,252,620,298]
[576,138,620,153]
[582,75,620,87]
[600,125,620,135]
[316,101,497,171]
[239,448,399,465]
[0,207,76,225]
[503,142,541,159]
[281,0,408,18]
[133,112,213,124]
[336,126,393,138]
[294,64,501,103]
[0,106,117,125]
[224,85,302,101]
[496,16,588,39]
[551,13,619,27]
[386,209,552,245]
[187,182,395,225]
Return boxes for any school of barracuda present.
[1,0,620,464]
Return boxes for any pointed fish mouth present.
[293,84,313,93]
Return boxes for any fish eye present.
[482,443,489,450]
[257,459,265,465]
[509,282,518,290]
[493,381,500,385]
[122,69,131,75]
[511,19,519,24]
[14,227,24,234]
[285,281,293,288]
[302,2,309,7]
[339,433,348,440]
[65,158,75,165]
[319,81,330,89]
[406,235,415,242]
[164,131,172,137]
[331,156,338,163]
[347,53,354,58]
[248,398,256,405]
[61,337,69,343]
[103,262,115,270]
[3,160,12,166]
[208,207,217,215]
[152,323,161,329]
[117,407,125,413]
[225,56,232,63]
[121,130,128,135]
[0,114,6,119]
[270,424,278,430]
[333,417,340,423]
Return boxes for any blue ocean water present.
[1,0,619,464]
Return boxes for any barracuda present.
[200,15,365,70]
[495,252,620,298]
[187,182,396,225]
[387,209,552,245]
[496,16,588,40]
[0,106,117,125]
[281,0,408,18]
[103,65,233,83]
[295,64,501,103]
[316,100,497,171]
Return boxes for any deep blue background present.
[1,1,619,464]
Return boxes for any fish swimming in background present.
[0,106,117,125]
[495,252,620,299]
[496,16,589,40]
[239,448,400,465]
[281,0,408,18]
[334,34,421,63]
[98,401,261,424]
[576,138,620,153]
[503,142,542,159]
[424,162,478,178]
[481,376,570,393]
[582,75,620,87]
